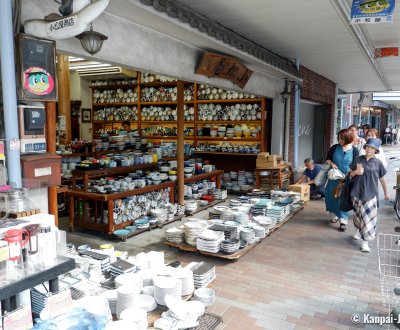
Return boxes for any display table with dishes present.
[165,193,304,262]
[67,181,175,236]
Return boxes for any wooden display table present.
[255,165,293,189]
[183,170,223,188]
[66,181,175,235]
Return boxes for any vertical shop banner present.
[351,0,395,24]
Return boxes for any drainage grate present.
[191,312,223,330]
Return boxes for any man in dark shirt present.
[296,158,325,198]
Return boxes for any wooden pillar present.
[56,53,71,144]
[177,81,185,205]
[46,102,58,226]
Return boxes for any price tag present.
[47,289,73,318]
[9,140,20,151]
[3,307,33,330]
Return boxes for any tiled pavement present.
[63,145,400,330]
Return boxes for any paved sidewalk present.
[63,145,400,329]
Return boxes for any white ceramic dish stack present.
[153,276,182,306]
[196,229,225,253]
[119,307,148,329]
[165,226,184,244]
[194,288,216,307]
[189,262,216,288]
[240,228,256,244]
[101,289,118,315]
[134,294,157,312]
[115,273,143,291]
[116,285,141,319]
[168,268,195,296]
[183,220,208,246]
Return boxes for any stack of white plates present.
[184,200,198,213]
[196,229,225,253]
[168,268,195,296]
[139,269,154,286]
[141,286,154,296]
[183,221,208,246]
[165,227,184,244]
[150,208,168,222]
[220,209,235,221]
[253,215,277,229]
[266,205,285,222]
[116,285,140,319]
[229,199,241,207]
[115,273,143,291]
[253,225,266,238]
[119,307,148,329]
[105,320,138,330]
[154,276,182,306]
[209,189,222,200]
[189,262,216,288]
[220,238,240,254]
[101,289,118,314]
[240,228,256,244]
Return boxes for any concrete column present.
[0,0,22,187]
[293,58,300,169]
[176,81,184,205]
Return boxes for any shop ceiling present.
[39,0,400,94]
[101,0,400,94]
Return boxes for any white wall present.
[298,102,315,165]
[270,98,285,155]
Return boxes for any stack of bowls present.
[194,288,216,307]
[184,167,193,178]
[153,276,182,306]
[210,127,218,137]
[234,128,242,137]
[116,285,141,319]
[243,129,251,137]
[217,126,226,137]
[119,307,148,329]
[185,200,198,213]
[226,128,235,137]
[183,220,208,246]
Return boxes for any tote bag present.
[313,164,331,186]
[334,174,353,212]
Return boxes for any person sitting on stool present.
[122,120,131,133]
[296,158,325,198]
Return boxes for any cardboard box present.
[257,152,269,159]
[289,184,310,202]
[256,159,269,168]
[268,155,282,162]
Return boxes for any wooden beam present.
[56,53,71,144]
[177,80,185,205]
[46,102,58,226]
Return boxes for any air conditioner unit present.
[77,66,136,77]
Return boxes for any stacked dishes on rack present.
[165,226,184,244]
[240,228,256,244]
[220,238,240,254]
[150,208,168,223]
[184,200,198,213]
[134,294,157,312]
[115,273,143,290]
[234,211,249,224]
[183,220,208,246]
[253,225,266,238]
[153,276,182,306]
[196,229,225,253]
[229,199,241,207]
[189,262,216,288]
[266,205,285,222]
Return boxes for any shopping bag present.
[313,164,330,186]
[334,175,353,212]
[328,168,345,181]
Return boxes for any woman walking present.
[325,128,358,231]
[349,124,366,153]
[349,138,389,252]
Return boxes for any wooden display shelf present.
[183,170,223,186]
[141,101,177,105]
[197,98,262,104]
[60,152,93,158]
[93,120,139,124]
[92,102,139,107]
[196,120,261,125]
[141,121,194,124]
[111,214,185,241]
[140,81,178,87]
[72,163,158,192]
[66,181,175,235]
[89,83,138,89]
[185,199,225,216]
[144,136,194,140]
[196,136,260,142]
[194,151,258,156]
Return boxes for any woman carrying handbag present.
[325,128,358,232]
[348,138,389,253]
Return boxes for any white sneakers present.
[353,230,361,240]
[361,240,370,253]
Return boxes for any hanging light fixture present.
[280,78,291,103]
[76,23,108,55]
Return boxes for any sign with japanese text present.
[195,52,253,88]
[48,289,73,318]
[351,0,395,24]
[3,307,33,330]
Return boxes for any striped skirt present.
[351,196,378,241]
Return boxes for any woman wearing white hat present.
[349,138,389,252]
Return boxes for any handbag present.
[334,174,353,212]
[313,164,330,186]
[328,168,345,181]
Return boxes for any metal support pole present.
[0,0,22,188]
[293,58,300,169]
